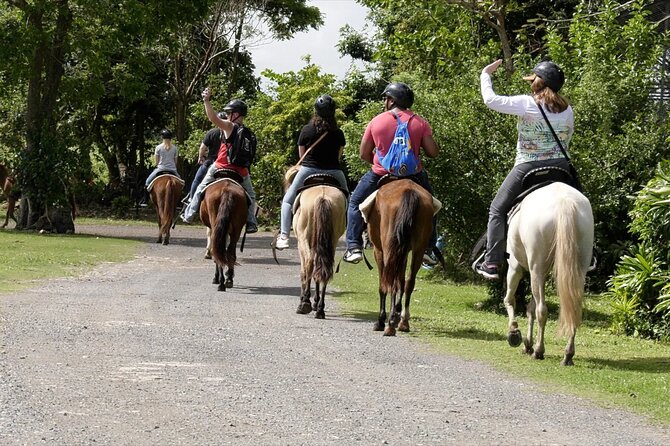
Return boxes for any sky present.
[246,0,371,84]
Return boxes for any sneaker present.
[275,235,289,250]
[246,222,258,234]
[423,249,438,266]
[475,262,499,280]
[343,247,363,264]
[180,213,192,224]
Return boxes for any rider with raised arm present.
[180,88,258,233]
[342,82,440,265]
[475,59,573,280]
[274,94,348,250]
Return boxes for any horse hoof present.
[561,354,574,366]
[224,280,233,288]
[296,303,312,314]
[398,321,410,332]
[217,285,226,292]
[373,321,384,331]
[523,346,534,355]
[507,329,522,347]
[162,240,169,246]
[531,351,544,360]
[383,327,396,337]
[315,311,325,319]
[204,251,211,259]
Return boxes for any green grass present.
[333,259,670,426]
[0,230,140,293]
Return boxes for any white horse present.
[504,182,594,366]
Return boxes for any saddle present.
[292,173,349,215]
[509,166,575,216]
[201,168,252,206]
[376,173,422,189]
[147,172,184,192]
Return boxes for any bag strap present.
[389,110,415,125]
[296,131,328,166]
[535,100,571,162]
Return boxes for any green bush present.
[608,161,670,340]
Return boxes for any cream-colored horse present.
[504,182,594,365]
[287,169,347,319]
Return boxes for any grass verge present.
[332,258,670,426]
[0,230,140,293]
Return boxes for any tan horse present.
[199,175,248,291]
[362,178,440,336]
[148,174,184,245]
[0,163,17,228]
[292,175,347,319]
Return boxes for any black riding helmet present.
[382,82,414,109]
[531,61,565,93]
[160,128,172,139]
[314,94,336,117]
[223,99,248,117]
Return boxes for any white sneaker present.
[275,235,289,250]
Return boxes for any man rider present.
[342,82,439,265]
[180,88,258,233]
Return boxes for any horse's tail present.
[211,191,234,265]
[312,196,335,283]
[554,196,584,337]
[382,188,418,291]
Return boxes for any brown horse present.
[148,174,184,245]
[199,176,248,291]
[362,178,441,336]
[292,175,347,319]
[0,163,17,228]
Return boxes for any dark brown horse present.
[362,178,441,336]
[148,174,184,245]
[0,163,17,228]
[200,176,248,291]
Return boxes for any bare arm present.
[198,142,208,164]
[422,134,439,158]
[359,138,375,164]
[298,145,306,158]
[202,87,234,137]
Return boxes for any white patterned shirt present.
[481,71,574,165]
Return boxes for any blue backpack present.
[378,112,419,176]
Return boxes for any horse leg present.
[504,257,525,348]
[224,263,234,289]
[523,295,536,355]
[216,264,227,292]
[205,228,212,259]
[373,249,387,332]
[213,263,222,286]
[297,248,313,314]
[530,271,547,360]
[314,282,326,319]
[383,289,397,337]
[398,250,423,332]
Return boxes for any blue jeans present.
[485,158,570,265]
[182,164,257,225]
[145,168,180,187]
[345,170,437,250]
[188,161,212,199]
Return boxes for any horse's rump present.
[297,186,346,283]
[203,181,247,266]
[371,180,434,291]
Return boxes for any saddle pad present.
[359,190,443,224]
[202,178,252,206]
[147,174,185,192]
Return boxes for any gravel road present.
[1,224,668,445]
